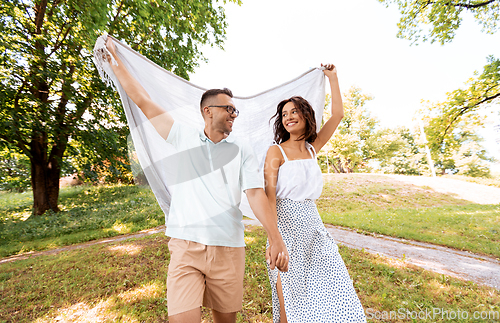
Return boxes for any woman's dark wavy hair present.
[271,96,317,144]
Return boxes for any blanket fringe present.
[92,32,118,90]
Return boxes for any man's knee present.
[212,309,237,323]
[169,307,201,323]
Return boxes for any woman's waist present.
[275,199,323,225]
[276,198,317,206]
[275,187,322,201]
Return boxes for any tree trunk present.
[332,161,340,173]
[30,134,61,215]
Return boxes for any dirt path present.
[327,224,500,289]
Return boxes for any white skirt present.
[267,199,366,323]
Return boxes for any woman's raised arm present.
[312,64,344,152]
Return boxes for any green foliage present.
[319,88,425,174]
[0,145,78,192]
[423,106,494,177]
[426,56,500,143]
[320,87,378,173]
[377,127,424,175]
[378,0,500,44]
[67,127,134,184]
[0,147,31,192]
[0,0,237,212]
[318,85,492,176]
[378,2,499,176]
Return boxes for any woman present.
[264,64,366,323]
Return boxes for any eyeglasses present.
[208,105,239,116]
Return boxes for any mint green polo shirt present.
[164,121,263,247]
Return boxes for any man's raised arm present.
[106,37,174,140]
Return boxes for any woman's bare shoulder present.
[266,145,282,157]
[265,145,284,165]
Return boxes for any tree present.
[426,56,499,144]
[318,89,427,175]
[423,110,494,176]
[0,0,239,215]
[378,0,500,146]
[319,87,378,173]
[453,140,493,177]
[378,0,499,44]
[377,127,425,175]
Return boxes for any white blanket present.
[93,35,326,221]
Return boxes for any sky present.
[188,0,500,170]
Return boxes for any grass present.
[317,174,472,214]
[0,190,35,215]
[1,173,499,259]
[0,226,498,322]
[317,174,500,258]
[0,185,164,258]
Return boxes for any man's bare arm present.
[246,187,289,272]
[106,37,174,140]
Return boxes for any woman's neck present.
[282,134,307,152]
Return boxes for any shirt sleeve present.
[166,121,197,149]
[239,140,265,191]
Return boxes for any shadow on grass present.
[0,227,275,323]
[1,234,171,322]
[1,227,499,322]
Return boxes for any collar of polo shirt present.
[199,130,236,143]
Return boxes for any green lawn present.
[1,227,498,322]
[317,174,500,258]
[0,185,164,258]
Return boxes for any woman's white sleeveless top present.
[274,142,323,201]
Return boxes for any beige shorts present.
[166,238,245,316]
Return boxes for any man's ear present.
[203,106,212,118]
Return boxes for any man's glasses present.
[208,105,239,116]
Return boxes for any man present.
[105,37,288,323]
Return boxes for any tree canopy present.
[0,0,239,214]
[378,0,499,44]
[379,0,499,176]
[319,88,427,175]
[427,56,499,144]
[320,87,379,173]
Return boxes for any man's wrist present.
[267,234,283,247]
[267,235,276,246]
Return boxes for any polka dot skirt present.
[267,199,367,323]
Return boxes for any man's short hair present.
[200,88,233,116]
